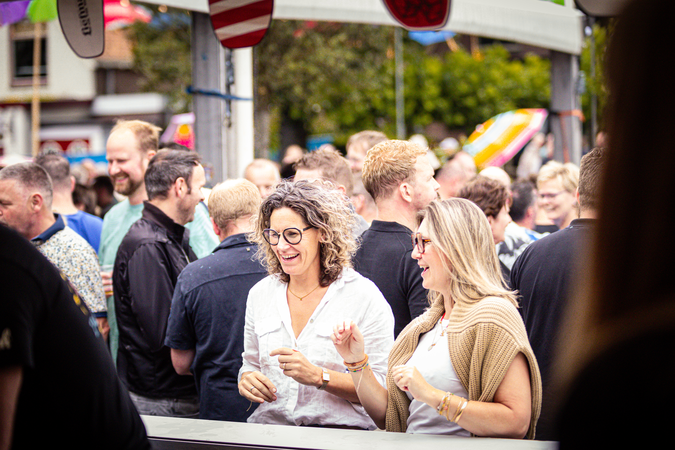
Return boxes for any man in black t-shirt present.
[354,140,440,337]
[510,147,606,441]
[0,224,149,450]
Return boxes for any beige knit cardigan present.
[384,296,543,439]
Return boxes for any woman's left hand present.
[391,365,433,403]
[271,347,322,387]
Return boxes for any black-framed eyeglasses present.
[411,232,432,254]
[263,226,314,246]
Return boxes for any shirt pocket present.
[313,321,344,373]
[254,317,287,369]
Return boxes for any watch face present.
[322,370,330,382]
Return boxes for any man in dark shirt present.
[165,179,267,421]
[510,146,606,440]
[353,140,440,336]
[0,223,149,450]
[114,150,206,417]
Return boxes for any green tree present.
[128,7,192,113]
[580,22,609,138]
[403,44,550,135]
[255,20,395,150]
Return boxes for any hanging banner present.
[382,0,451,30]
[57,0,104,58]
[209,0,274,49]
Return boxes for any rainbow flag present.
[463,108,548,169]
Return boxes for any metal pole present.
[395,27,405,139]
[31,22,43,157]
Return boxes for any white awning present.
[139,0,584,54]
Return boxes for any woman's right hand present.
[331,320,366,364]
[238,371,277,403]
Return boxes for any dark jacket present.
[113,201,197,399]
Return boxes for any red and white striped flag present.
[208,0,274,49]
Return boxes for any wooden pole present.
[31,21,43,157]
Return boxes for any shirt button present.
[309,319,314,323]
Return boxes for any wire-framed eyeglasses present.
[411,232,432,254]
[263,226,314,246]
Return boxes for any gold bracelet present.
[452,399,469,423]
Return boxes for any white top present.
[239,267,395,429]
[405,318,470,436]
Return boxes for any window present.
[10,20,47,86]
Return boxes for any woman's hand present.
[238,371,277,403]
[391,365,435,404]
[271,348,322,387]
[331,320,366,364]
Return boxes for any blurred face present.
[0,179,34,239]
[538,178,577,227]
[106,129,151,197]
[268,207,321,281]
[247,166,278,199]
[178,164,206,225]
[488,204,511,244]
[411,218,448,295]
[410,155,440,211]
[293,168,324,183]
[347,143,367,172]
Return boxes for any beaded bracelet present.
[437,392,454,418]
[344,354,369,371]
[346,362,369,373]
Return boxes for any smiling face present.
[538,177,577,228]
[411,218,448,296]
[106,129,151,199]
[268,207,322,282]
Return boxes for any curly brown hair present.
[251,179,357,287]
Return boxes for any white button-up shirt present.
[239,268,395,429]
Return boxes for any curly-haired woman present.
[237,179,394,429]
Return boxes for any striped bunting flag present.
[208,0,274,49]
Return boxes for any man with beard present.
[113,150,205,416]
[99,120,217,361]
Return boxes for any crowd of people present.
[1,0,670,447]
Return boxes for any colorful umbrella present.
[103,0,151,31]
[462,108,548,169]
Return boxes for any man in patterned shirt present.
[0,162,108,338]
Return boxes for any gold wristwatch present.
[317,368,330,390]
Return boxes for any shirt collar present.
[369,220,413,234]
[215,232,255,251]
[31,213,65,243]
[142,201,187,242]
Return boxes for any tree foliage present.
[256,20,552,149]
[127,7,192,113]
[580,23,609,134]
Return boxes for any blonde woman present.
[333,199,542,438]
[238,179,394,429]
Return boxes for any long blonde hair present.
[419,198,517,308]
